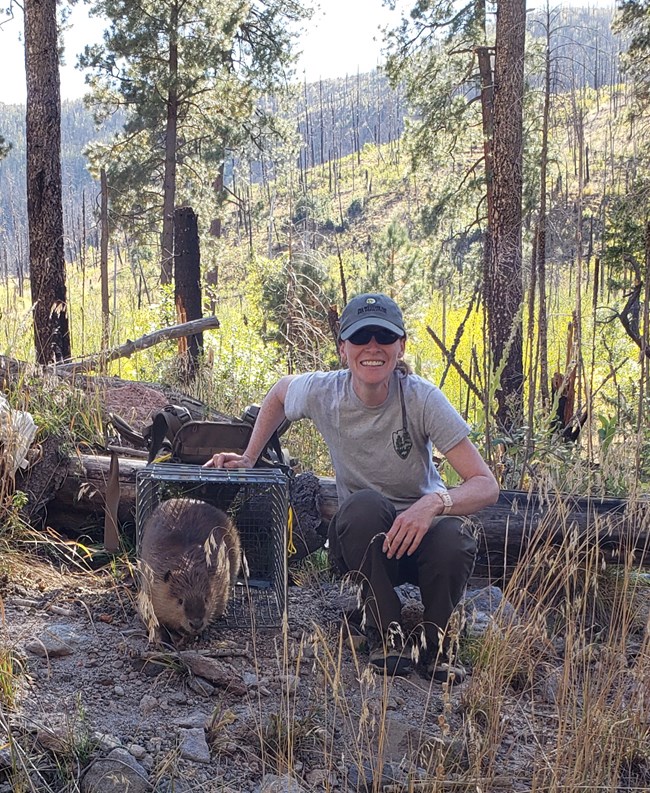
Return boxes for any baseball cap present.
[338,293,406,341]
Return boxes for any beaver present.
[137,498,241,643]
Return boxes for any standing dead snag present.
[174,206,203,381]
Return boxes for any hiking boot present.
[344,620,369,653]
[366,626,413,677]
[418,648,467,684]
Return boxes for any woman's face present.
[339,326,406,389]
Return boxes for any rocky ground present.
[0,547,518,793]
[1,549,648,793]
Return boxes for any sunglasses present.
[346,327,402,346]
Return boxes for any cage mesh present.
[136,464,288,628]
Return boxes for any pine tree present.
[25,0,71,363]
[81,0,308,283]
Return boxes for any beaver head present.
[159,561,212,634]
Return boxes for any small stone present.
[178,728,211,764]
[139,694,158,717]
[114,686,125,697]
[25,624,81,658]
[128,744,147,760]
[81,747,150,793]
[175,711,210,729]
[167,692,188,705]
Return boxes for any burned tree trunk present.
[174,206,203,381]
[24,0,71,364]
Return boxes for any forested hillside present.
[2,4,650,792]
[0,6,618,280]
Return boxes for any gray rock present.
[187,676,215,697]
[25,624,81,658]
[139,694,158,717]
[175,711,210,729]
[81,747,151,793]
[259,774,309,793]
[128,743,147,760]
[463,585,516,637]
[178,727,210,763]
[93,733,122,752]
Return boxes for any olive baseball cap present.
[338,293,406,340]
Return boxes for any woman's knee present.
[419,517,477,569]
[334,489,395,538]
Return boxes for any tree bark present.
[174,206,203,380]
[537,4,552,409]
[487,0,526,428]
[24,0,71,364]
[100,167,110,353]
[160,0,179,285]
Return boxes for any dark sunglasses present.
[346,327,402,346]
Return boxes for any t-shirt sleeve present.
[285,373,320,421]
[423,386,471,454]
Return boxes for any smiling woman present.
[204,290,499,682]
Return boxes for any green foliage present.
[82,0,310,246]
[346,197,364,219]
[258,253,337,373]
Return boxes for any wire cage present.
[136,463,289,629]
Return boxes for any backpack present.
[142,404,289,468]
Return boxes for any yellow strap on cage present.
[287,505,297,557]
[153,451,172,464]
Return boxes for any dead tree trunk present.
[44,456,650,574]
[174,206,203,381]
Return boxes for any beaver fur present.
[138,498,241,643]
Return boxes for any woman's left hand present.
[383,494,441,560]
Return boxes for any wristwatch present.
[436,490,453,515]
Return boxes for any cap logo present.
[366,298,376,304]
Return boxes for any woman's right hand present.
[202,452,255,469]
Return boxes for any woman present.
[205,293,499,680]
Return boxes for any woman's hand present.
[202,452,255,469]
[383,494,442,559]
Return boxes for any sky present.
[0,0,406,106]
[0,0,618,107]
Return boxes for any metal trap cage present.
[136,464,289,628]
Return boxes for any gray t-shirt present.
[285,370,470,512]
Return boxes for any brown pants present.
[328,489,477,648]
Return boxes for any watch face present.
[438,491,452,513]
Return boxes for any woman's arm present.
[384,437,499,559]
[203,375,297,469]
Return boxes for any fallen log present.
[44,454,650,573]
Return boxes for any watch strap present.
[437,490,453,515]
